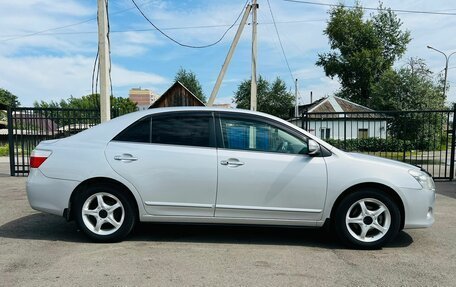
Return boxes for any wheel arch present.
[329,182,405,230]
[67,177,139,221]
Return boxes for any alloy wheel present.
[345,198,391,243]
[81,192,125,236]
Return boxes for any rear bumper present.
[26,169,79,217]
[401,187,435,229]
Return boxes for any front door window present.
[219,118,308,154]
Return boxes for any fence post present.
[344,113,347,150]
[6,106,15,176]
[449,104,456,180]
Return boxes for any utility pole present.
[294,79,298,117]
[250,0,258,111]
[98,0,111,122]
[207,4,252,106]
[427,45,456,99]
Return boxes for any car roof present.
[138,106,274,117]
[69,107,276,142]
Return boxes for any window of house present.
[219,117,308,154]
[358,128,368,139]
[320,128,330,139]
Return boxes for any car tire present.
[74,184,136,242]
[334,189,401,249]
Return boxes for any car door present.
[105,111,218,217]
[215,113,328,221]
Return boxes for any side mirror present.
[307,139,320,156]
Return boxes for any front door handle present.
[114,154,138,162]
[220,159,244,167]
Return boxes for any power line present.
[1,18,96,42]
[284,0,456,16]
[91,48,99,96]
[3,0,455,44]
[0,0,156,43]
[0,19,325,39]
[106,0,113,98]
[130,0,249,48]
[266,0,295,83]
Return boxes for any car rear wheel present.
[74,185,136,242]
[334,190,401,249]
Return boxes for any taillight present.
[30,150,52,168]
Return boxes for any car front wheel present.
[74,185,136,242]
[334,190,401,249]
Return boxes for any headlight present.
[408,169,435,190]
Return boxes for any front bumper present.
[400,186,435,229]
[26,169,80,217]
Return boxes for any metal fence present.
[2,104,455,180]
[290,107,456,180]
[3,106,100,176]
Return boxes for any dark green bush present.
[325,137,441,152]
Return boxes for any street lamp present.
[427,45,456,98]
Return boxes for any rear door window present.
[151,113,215,148]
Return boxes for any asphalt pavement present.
[0,159,455,286]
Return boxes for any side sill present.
[138,214,320,227]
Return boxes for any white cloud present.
[129,0,252,46]
[298,77,340,104]
[112,64,167,87]
[11,0,92,16]
[110,31,163,57]
[0,1,93,37]
[0,1,163,58]
[0,55,168,106]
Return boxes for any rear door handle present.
[220,159,244,167]
[114,154,138,162]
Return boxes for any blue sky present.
[1,0,456,107]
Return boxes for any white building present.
[289,96,387,140]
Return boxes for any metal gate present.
[3,105,100,176]
[290,107,456,180]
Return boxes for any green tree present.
[316,3,410,107]
[174,68,206,103]
[33,100,61,109]
[233,76,294,119]
[0,88,20,107]
[33,94,137,129]
[34,94,137,115]
[371,58,445,111]
[369,58,446,150]
[111,96,139,117]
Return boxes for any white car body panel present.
[26,168,79,216]
[320,151,434,228]
[26,107,435,230]
[105,141,217,217]
[215,149,327,221]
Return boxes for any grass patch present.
[0,144,8,156]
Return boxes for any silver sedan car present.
[26,107,435,249]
